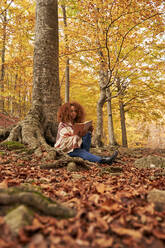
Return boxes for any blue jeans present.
[68,132,101,163]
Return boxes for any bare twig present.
[112,13,162,71]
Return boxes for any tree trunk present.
[0,10,7,112]
[117,78,128,147]
[106,87,117,146]
[94,55,107,147]
[119,99,128,147]
[61,5,70,103]
[4,0,61,154]
[95,88,106,147]
[65,57,70,103]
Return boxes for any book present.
[73,120,93,135]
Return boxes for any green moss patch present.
[0,151,6,156]
[0,141,25,150]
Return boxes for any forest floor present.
[0,113,165,248]
[0,112,19,128]
[0,144,165,248]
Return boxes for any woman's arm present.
[54,122,82,152]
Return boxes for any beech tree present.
[61,0,164,147]
[0,9,7,112]
[2,0,61,155]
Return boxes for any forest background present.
[0,0,165,148]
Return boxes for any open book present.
[74,120,93,134]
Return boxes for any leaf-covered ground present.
[0,146,165,248]
[0,113,19,128]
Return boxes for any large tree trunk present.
[0,10,7,112]
[61,5,70,103]
[4,0,61,153]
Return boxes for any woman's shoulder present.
[58,122,72,128]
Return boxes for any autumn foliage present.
[0,145,165,247]
[0,1,165,246]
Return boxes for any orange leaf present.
[96,183,105,194]
[111,225,142,240]
[101,202,122,212]
[153,229,165,240]
[88,194,100,204]
[94,237,113,247]
[0,179,8,189]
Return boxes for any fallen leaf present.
[76,239,90,246]
[111,224,142,240]
[95,183,106,194]
[94,237,113,247]
[88,194,100,204]
[49,235,61,245]
[153,229,165,239]
[101,199,122,213]
[0,179,8,189]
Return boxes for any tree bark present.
[119,99,128,147]
[106,87,117,146]
[117,78,128,147]
[65,57,70,102]
[0,186,76,218]
[0,10,7,112]
[94,56,107,147]
[61,5,70,103]
[3,0,61,154]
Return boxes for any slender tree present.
[116,78,128,147]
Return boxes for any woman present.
[54,102,118,164]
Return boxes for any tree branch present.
[0,0,13,16]
[59,46,106,57]
[112,13,162,71]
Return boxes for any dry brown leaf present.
[94,237,113,247]
[25,218,44,232]
[101,201,122,212]
[49,235,61,245]
[152,229,165,239]
[95,183,106,194]
[76,239,90,246]
[111,224,142,240]
[88,193,100,204]
[96,216,109,231]
[0,179,8,189]
[136,203,155,215]
[0,238,9,247]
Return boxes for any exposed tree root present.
[40,155,94,169]
[1,108,58,157]
[0,126,13,141]
[0,186,76,219]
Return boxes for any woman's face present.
[70,105,77,121]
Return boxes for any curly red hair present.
[57,102,85,124]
